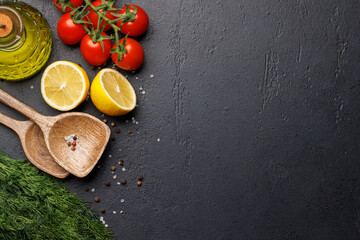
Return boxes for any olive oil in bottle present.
[0,0,52,81]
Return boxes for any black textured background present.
[1,0,360,239]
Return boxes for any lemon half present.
[41,61,89,111]
[90,68,136,116]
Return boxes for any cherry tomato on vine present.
[53,0,84,12]
[111,38,144,71]
[117,5,149,37]
[80,33,112,66]
[57,12,86,45]
[87,0,116,32]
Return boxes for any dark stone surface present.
[1,0,360,239]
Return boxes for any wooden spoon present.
[0,89,111,178]
[0,112,69,178]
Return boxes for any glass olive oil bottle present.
[0,0,51,81]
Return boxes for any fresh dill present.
[0,151,112,240]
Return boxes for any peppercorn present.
[110,122,116,127]
[67,142,71,147]
[71,146,76,151]
[118,148,122,152]
[119,160,124,166]
[72,142,76,146]
[73,136,77,140]
[101,208,106,213]
[121,179,126,185]
[128,130,133,136]
[115,128,120,133]
[91,65,96,70]
[138,176,144,181]
[103,119,108,123]
[137,181,142,186]
[84,187,89,192]
[111,136,116,142]
[94,197,100,202]
[105,181,110,186]
[97,66,102,70]
[111,166,116,171]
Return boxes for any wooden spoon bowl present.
[0,89,111,178]
[47,113,110,177]
[0,112,69,178]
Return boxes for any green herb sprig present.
[0,151,112,239]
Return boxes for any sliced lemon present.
[90,68,136,116]
[41,61,90,111]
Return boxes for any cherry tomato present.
[80,33,111,66]
[111,38,144,71]
[117,5,149,37]
[53,0,84,12]
[87,0,116,32]
[57,12,86,45]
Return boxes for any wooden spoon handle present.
[0,89,47,126]
[0,112,22,133]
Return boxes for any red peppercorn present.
[72,142,76,146]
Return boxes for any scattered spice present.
[101,209,106,213]
[105,181,110,186]
[111,166,116,171]
[120,179,126,185]
[119,160,124,166]
[94,197,100,202]
[115,128,120,133]
[110,122,116,127]
[65,134,78,151]
[128,130,133,136]
[111,136,116,142]
[84,187,89,192]
[138,176,144,181]
[118,148,122,152]
[91,65,96,70]
[97,66,102,70]
[103,119,108,123]
[137,181,142,186]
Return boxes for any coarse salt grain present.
[122,167,126,172]
[113,175,117,179]
[91,188,95,192]
[121,199,124,203]
[141,90,145,95]
[100,217,104,221]
[117,182,121,185]
[136,77,138,80]
[150,74,154,78]
[113,211,116,214]
[120,210,123,214]
[157,138,161,142]
[30,85,34,90]
[136,121,139,124]
[109,154,112,158]
[105,224,108,228]
[139,87,143,91]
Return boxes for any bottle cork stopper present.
[0,13,13,38]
